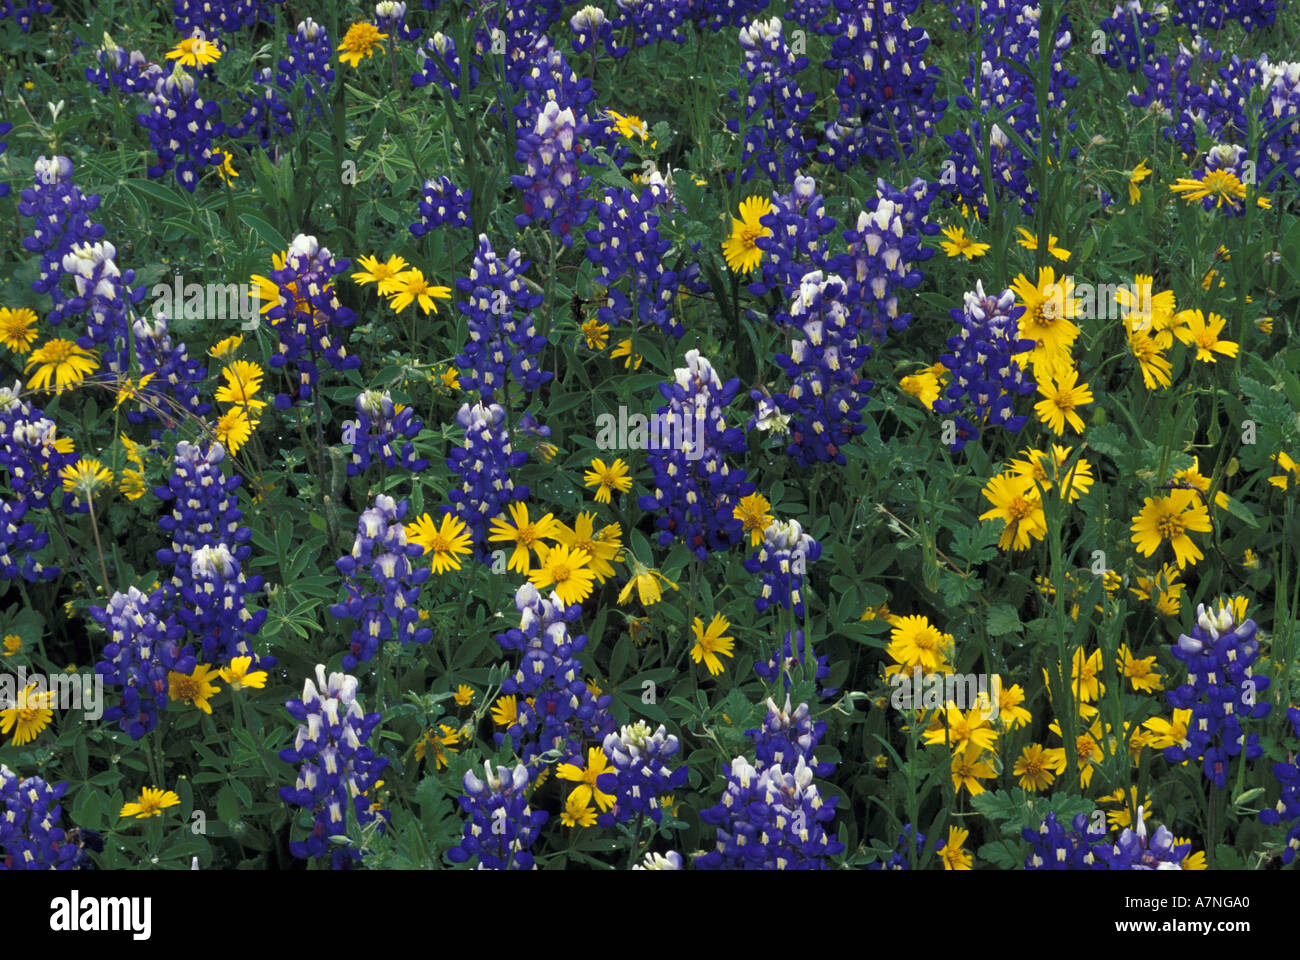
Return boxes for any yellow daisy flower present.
[690,613,735,676]
[120,786,182,819]
[166,33,222,68]
[24,338,100,392]
[721,196,774,274]
[337,22,388,68]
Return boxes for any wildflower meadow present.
[2,0,1300,904]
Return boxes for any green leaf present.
[609,634,631,683]
[1214,843,1244,869]
[73,788,104,831]
[1219,494,1260,529]
[977,839,1023,869]
[239,212,288,251]
[986,603,1023,637]
[217,784,240,824]
[124,178,193,213]
[950,523,1000,567]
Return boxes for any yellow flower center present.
[1156,512,1186,541]
[172,675,203,701]
[737,224,765,250]
[1201,170,1245,203]
[41,340,75,362]
[1007,496,1035,521]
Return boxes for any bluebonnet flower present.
[155,441,271,666]
[569,5,620,56]
[261,234,360,408]
[750,697,834,776]
[507,33,562,99]
[155,441,250,603]
[637,350,754,559]
[173,0,267,35]
[1192,56,1263,147]
[1130,48,1300,194]
[632,850,684,868]
[511,37,604,131]
[486,2,568,80]
[835,178,936,343]
[584,184,680,337]
[745,518,820,617]
[512,99,600,245]
[279,665,388,868]
[0,0,51,32]
[1022,811,1108,869]
[494,583,613,763]
[0,768,80,870]
[730,17,817,185]
[0,498,58,582]
[85,38,158,95]
[747,175,838,299]
[137,63,226,191]
[1099,1,1163,73]
[1173,0,1275,33]
[373,1,419,40]
[1257,59,1300,191]
[18,157,106,310]
[696,697,845,869]
[227,68,294,152]
[411,31,481,100]
[1128,38,1225,154]
[91,586,195,740]
[515,410,553,448]
[447,761,548,870]
[932,282,1037,453]
[612,0,690,48]
[754,628,836,696]
[409,175,472,236]
[868,824,925,870]
[446,401,529,553]
[57,240,142,375]
[278,18,335,108]
[943,1,1078,216]
[454,235,550,401]
[767,270,872,466]
[748,388,792,436]
[1184,56,1300,190]
[343,390,428,476]
[788,0,831,28]
[129,312,210,427]
[1093,807,1193,869]
[945,82,1038,219]
[821,0,947,169]
[1165,602,1271,789]
[511,38,612,156]
[1259,707,1300,864]
[597,720,688,827]
[0,382,79,515]
[978,0,1078,110]
[332,495,432,671]
[691,0,773,32]
[184,543,270,665]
